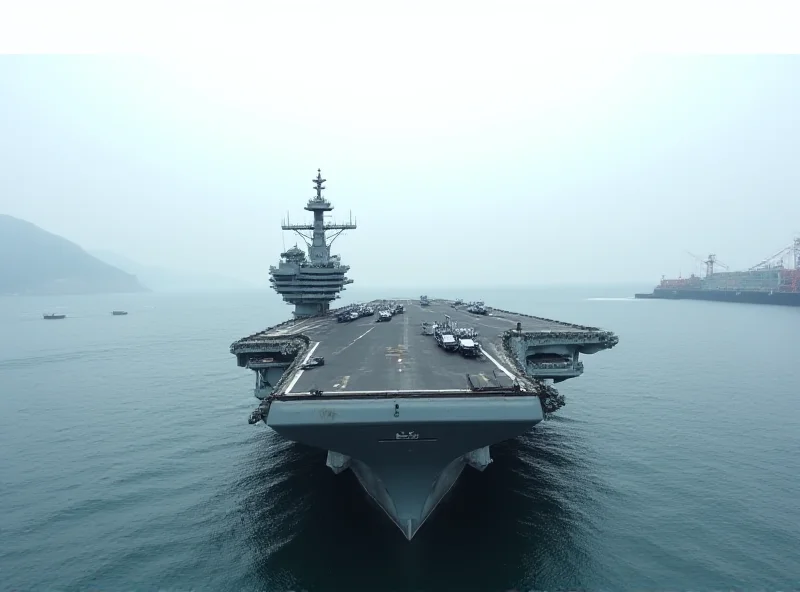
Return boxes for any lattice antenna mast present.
[280,169,357,264]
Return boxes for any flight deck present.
[232,298,617,404]
[284,300,518,396]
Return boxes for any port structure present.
[269,170,357,318]
[653,237,800,296]
[748,237,800,293]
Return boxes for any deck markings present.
[271,318,329,336]
[471,318,515,330]
[284,341,320,393]
[447,310,514,331]
[317,389,468,395]
[403,311,409,350]
[479,346,515,379]
[481,314,518,324]
[339,375,350,389]
[332,327,374,356]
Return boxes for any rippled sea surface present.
[2,286,799,591]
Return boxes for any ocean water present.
[1,285,799,591]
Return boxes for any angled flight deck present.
[240,299,612,398]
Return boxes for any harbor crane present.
[748,238,800,271]
[685,251,729,277]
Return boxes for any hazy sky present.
[1,7,799,287]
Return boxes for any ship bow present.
[267,396,544,539]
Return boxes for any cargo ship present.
[635,240,800,307]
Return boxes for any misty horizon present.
[2,52,799,288]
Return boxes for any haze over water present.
[3,12,800,590]
[2,285,798,591]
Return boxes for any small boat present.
[111,310,128,316]
[43,313,66,320]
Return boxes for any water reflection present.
[234,418,606,592]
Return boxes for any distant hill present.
[0,215,149,295]
[89,249,260,292]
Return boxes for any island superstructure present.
[231,170,619,540]
[635,241,800,307]
[269,170,357,317]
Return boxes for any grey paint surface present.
[269,395,543,539]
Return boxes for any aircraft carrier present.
[230,170,619,540]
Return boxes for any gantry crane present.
[747,239,800,271]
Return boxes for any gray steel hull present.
[267,396,544,539]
